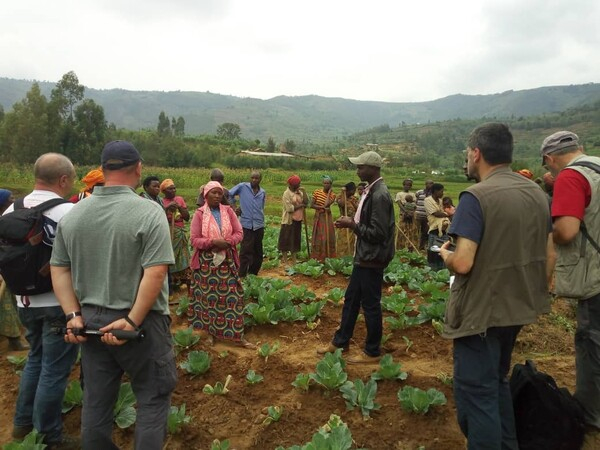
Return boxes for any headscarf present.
[322,175,333,183]
[160,179,175,193]
[287,175,301,187]
[517,169,533,180]
[81,169,105,191]
[0,189,12,206]
[200,184,232,267]
[203,180,224,198]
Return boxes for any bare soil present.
[0,268,577,450]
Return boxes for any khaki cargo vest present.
[554,155,600,300]
[443,167,551,339]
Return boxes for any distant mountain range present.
[1,77,599,143]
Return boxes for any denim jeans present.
[239,227,264,276]
[14,305,78,443]
[80,306,177,450]
[575,293,600,428]
[332,265,383,356]
[453,326,521,450]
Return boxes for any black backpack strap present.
[28,198,69,213]
[11,197,68,213]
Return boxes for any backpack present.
[510,360,585,450]
[0,197,68,296]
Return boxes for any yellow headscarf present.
[160,179,175,192]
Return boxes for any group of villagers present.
[278,174,364,263]
[2,169,367,353]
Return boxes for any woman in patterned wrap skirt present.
[188,181,254,348]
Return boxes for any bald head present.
[34,153,75,184]
[33,153,76,196]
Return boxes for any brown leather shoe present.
[316,343,348,355]
[347,352,380,364]
[12,425,33,440]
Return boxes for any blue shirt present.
[448,192,484,244]
[228,182,265,230]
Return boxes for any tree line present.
[0,71,340,171]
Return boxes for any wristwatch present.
[65,311,82,321]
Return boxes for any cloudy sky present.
[1,0,599,103]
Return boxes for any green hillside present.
[1,77,599,144]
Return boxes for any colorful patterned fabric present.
[188,250,245,342]
[0,282,21,338]
[311,189,336,261]
[169,225,191,281]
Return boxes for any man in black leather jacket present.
[317,151,395,363]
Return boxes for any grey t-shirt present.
[51,185,175,315]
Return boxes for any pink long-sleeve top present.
[190,205,243,270]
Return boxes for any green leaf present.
[115,405,137,429]
[113,382,137,428]
[339,379,380,418]
[309,349,348,390]
[7,355,27,368]
[397,385,447,414]
[246,369,264,384]
[370,354,408,381]
[299,300,325,322]
[292,373,311,391]
[172,327,200,348]
[211,439,231,450]
[167,403,192,434]
[180,350,211,378]
[62,379,83,413]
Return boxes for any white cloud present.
[0,0,598,102]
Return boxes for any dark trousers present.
[416,216,429,250]
[332,265,383,356]
[80,306,177,450]
[453,326,521,450]
[575,293,600,428]
[239,227,264,277]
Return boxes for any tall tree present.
[174,116,185,137]
[0,83,50,163]
[216,122,241,140]
[266,136,276,152]
[73,99,107,164]
[50,71,85,122]
[283,139,296,152]
[157,111,171,136]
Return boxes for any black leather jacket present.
[354,179,395,268]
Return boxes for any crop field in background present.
[0,164,471,219]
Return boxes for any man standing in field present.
[229,170,266,277]
[440,123,552,448]
[7,153,79,449]
[415,179,433,250]
[542,130,600,445]
[317,151,395,363]
[51,140,177,450]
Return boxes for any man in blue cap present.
[51,140,177,450]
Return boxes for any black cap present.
[101,140,142,170]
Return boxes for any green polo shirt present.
[51,185,175,315]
